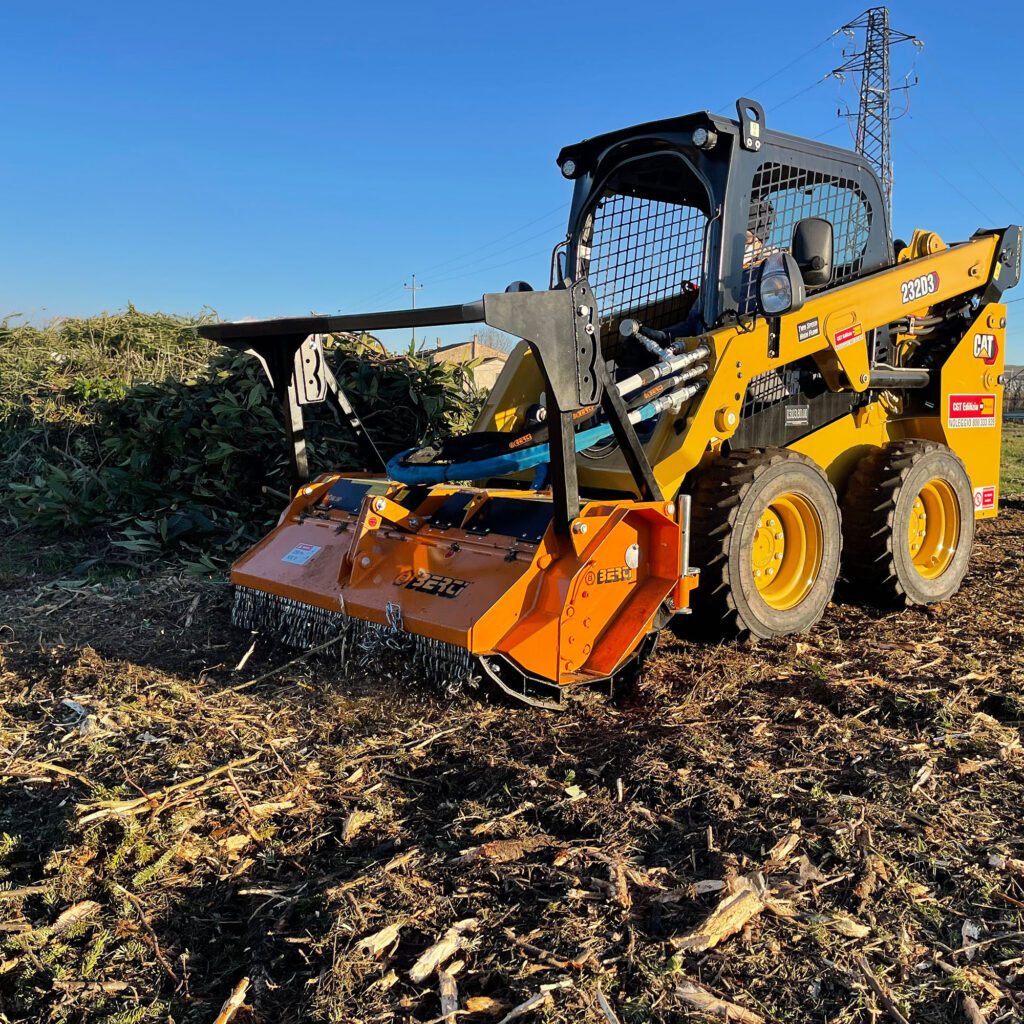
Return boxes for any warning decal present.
[282,543,322,565]
[973,485,996,511]
[947,394,996,429]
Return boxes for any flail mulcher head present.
[228,472,690,708]
[233,585,345,648]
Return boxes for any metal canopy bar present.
[198,300,486,343]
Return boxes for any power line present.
[346,202,569,314]
[413,202,569,279]
[428,245,554,288]
[831,7,923,221]
[978,123,1024,183]
[772,74,831,114]
[899,135,997,224]
[412,219,566,282]
[715,31,839,114]
[811,124,845,141]
[969,167,1024,222]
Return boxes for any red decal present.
[973,485,996,510]
[948,393,996,428]
[833,323,863,349]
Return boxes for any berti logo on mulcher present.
[393,570,471,598]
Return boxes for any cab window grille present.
[580,192,707,363]
[741,162,873,313]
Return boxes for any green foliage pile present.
[0,308,482,568]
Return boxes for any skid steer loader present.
[200,98,1021,708]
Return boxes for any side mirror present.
[757,252,806,316]
[792,217,833,287]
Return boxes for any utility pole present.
[404,274,424,347]
[832,7,922,223]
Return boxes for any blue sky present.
[4,1,1023,357]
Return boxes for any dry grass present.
[1002,423,1024,496]
[1,502,1023,1023]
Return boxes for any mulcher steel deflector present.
[200,97,1021,707]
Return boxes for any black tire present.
[842,440,974,606]
[682,447,842,639]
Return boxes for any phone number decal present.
[900,271,939,304]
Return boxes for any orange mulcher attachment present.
[232,476,689,707]
[199,282,700,707]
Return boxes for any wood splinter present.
[212,977,250,1024]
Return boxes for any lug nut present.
[775,532,783,540]
[766,567,774,576]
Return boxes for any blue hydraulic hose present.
[387,397,665,486]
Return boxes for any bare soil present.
[1,509,1022,1023]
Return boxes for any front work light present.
[757,251,806,316]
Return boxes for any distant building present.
[426,334,509,390]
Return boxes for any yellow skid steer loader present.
[200,98,1020,707]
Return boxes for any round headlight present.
[758,253,794,315]
[692,127,717,150]
[560,159,577,179]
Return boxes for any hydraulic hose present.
[387,380,706,486]
[616,344,711,398]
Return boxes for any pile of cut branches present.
[1,310,481,566]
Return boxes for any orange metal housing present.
[231,475,687,688]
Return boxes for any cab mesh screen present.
[741,367,801,420]
[740,162,873,313]
[583,192,707,362]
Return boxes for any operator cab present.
[557,99,891,358]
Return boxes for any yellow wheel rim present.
[908,478,960,579]
[751,491,824,611]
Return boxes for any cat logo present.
[973,333,998,365]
